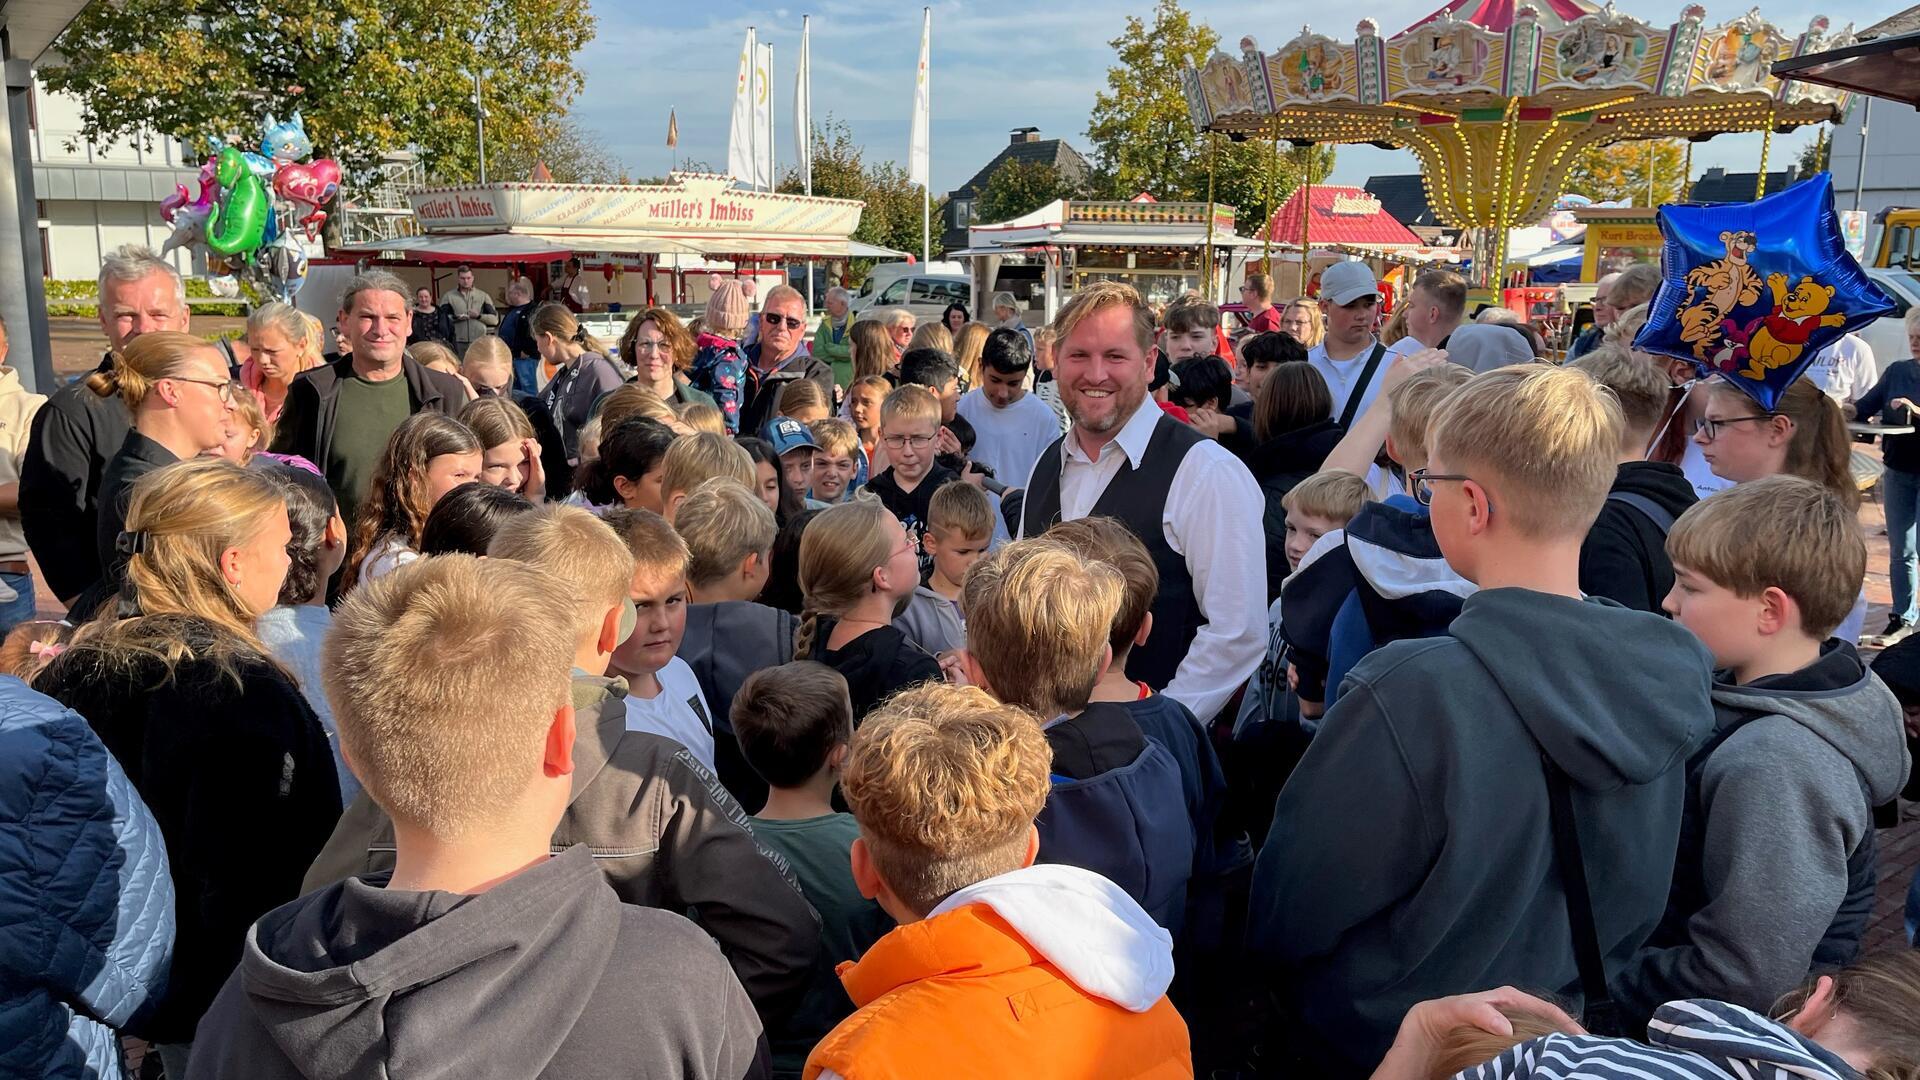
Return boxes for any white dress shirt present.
[1020,398,1266,721]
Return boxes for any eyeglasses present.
[169,376,235,405]
[881,433,935,450]
[631,339,669,353]
[1409,468,1480,508]
[1692,414,1776,441]
[763,314,806,330]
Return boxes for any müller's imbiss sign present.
[408,172,864,240]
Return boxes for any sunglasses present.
[763,314,806,330]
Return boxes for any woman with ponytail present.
[1693,374,1868,639]
[36,458,340,1072]
[76,330,237,621]
[533,301,622,462]
[794,496,941,721]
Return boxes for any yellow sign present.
[1581,220,1662,280]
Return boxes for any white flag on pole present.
[752,43,774,190]
[908,8,930,189]
[794,19,811,185]
[726,28,755,184]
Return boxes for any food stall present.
[1574,206,1665,281]
[317,171,902,320]
[952,198,1264,321]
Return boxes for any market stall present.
[952,198,1264,321]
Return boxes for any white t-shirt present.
[1680,440,1737,500]
[361,535,419,583]
[1804,333,1878,403]
[1308,337,1389,423]
[956,387,1061,485]
[622,656,717,772]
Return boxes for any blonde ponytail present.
[86,331,222,414]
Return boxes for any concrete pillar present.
[0,44,51,392]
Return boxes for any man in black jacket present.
[273,270,470,521]
[740,286,834,437]
[1573,344,1698,613]
[20,244,187,606]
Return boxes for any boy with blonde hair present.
[892,480,987,655]
[602,507,718,772]
[804,682,1190,1080]
[1278,470,1370,574]
[306,505,820,1019]
[866,384,956,553]
[1282,360,1476,713]
[1571,344,1699,612]
[733,662,893,1077]
[807,417,864,503]
[660,431,757,522]
[1252,365,1717,1069]
[1615,475,1908,1026]
[674,477,797,808]
[960,539,1195,930]
[193,556,769,1079]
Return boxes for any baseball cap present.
[766,416,819,458]
[1320,261,1379,307]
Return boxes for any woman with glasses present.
[1693,373,1866,640]
[76,330,239,620]
[619,306,717,410]
[1278,298,1325,349]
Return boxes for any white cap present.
[1320,260,1378,307]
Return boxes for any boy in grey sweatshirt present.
[1614,476,1910,1028]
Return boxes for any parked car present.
[1856,267,1920,379]
[851,273,972,323]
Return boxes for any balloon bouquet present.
[1634,172,1895,411]
[158,112,342,302]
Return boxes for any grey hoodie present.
[1251,588,1715,1070]
[189,845,769,1079]
[1614,641,1909,1022]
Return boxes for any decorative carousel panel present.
[1269,30,1363,104]
[1539,7,1668,91]
[1180,66,1213,131]
[1197,49,1266,123]
[1688,10,1792,94]
[1387,17,1508,98]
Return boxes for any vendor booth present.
[953,198,1264,321]
[320,172,902,318]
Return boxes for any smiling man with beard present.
[1016,281,1266,724]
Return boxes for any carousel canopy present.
[1182,4,1854,232]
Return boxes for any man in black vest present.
[1018,281,1266,723]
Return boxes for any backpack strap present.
[1541,754,1625,1037]
[1605,491,1677,536]
[1337,342,1391,429]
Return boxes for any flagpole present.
[802,14,814,311]
[747,26,758,189]
[671,105,678,173]
[768,42,777,194]
[922,6,932,267]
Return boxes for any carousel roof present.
[1404,0,1598,34]
[1263,185,1424,247]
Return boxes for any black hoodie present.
[1579,461,1698,614]
[189,845,770,1080]
[812,617,943,723]
[1248,418,1346,602]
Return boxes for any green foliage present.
[487,115,623,184]
[780,117,944,272]
[1083,0,1334,231]
[1565,139,1687,205]
[42,0,596,183]
[976,160,1084,223]
[1797,134,1829,177]
[43,277,251,317]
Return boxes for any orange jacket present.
[802,902,1193,1079]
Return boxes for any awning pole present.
[1202,132,1217,301]
[1262,133,1277,276]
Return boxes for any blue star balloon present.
[1633,172,1894,410]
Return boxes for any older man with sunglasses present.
[740,285,835,437]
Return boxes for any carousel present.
[1181,0,1857,285]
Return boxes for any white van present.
[851,272,972,323]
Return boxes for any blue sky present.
[571,0,1839,201]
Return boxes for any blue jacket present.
[0,676,173,1079]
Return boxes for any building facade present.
[1826,103,1920,219]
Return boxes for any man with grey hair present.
[21,243,188,603]
[991,290,1034,355]
[740,284,833,436]
[810,285,853,389]
[273,270,470,521]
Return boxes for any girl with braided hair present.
[794,496,942,722]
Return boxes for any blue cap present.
[766,416,819,457]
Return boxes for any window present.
[878,280,909,304]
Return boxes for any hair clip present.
[28,641,64,659]
[115,530,149,556]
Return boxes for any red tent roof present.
[1403,0,1597,34]
[1262,185,1422,248]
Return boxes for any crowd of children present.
[2,255,1918,1080]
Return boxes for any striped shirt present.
[1457,1000,1858,1080]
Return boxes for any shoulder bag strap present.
[1337,342,1391,429]
[1604,490,1677,536]
[1541,753,1625,1036]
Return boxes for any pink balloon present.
[273,158,341,240]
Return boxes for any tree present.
[1564,139,1687,205]
[779,118,945,265]
[487,116,624,184]
[41,0,595,183]
[976,160,1083,223]
[1083,0,1334,231]
[1797,133,1830,177]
